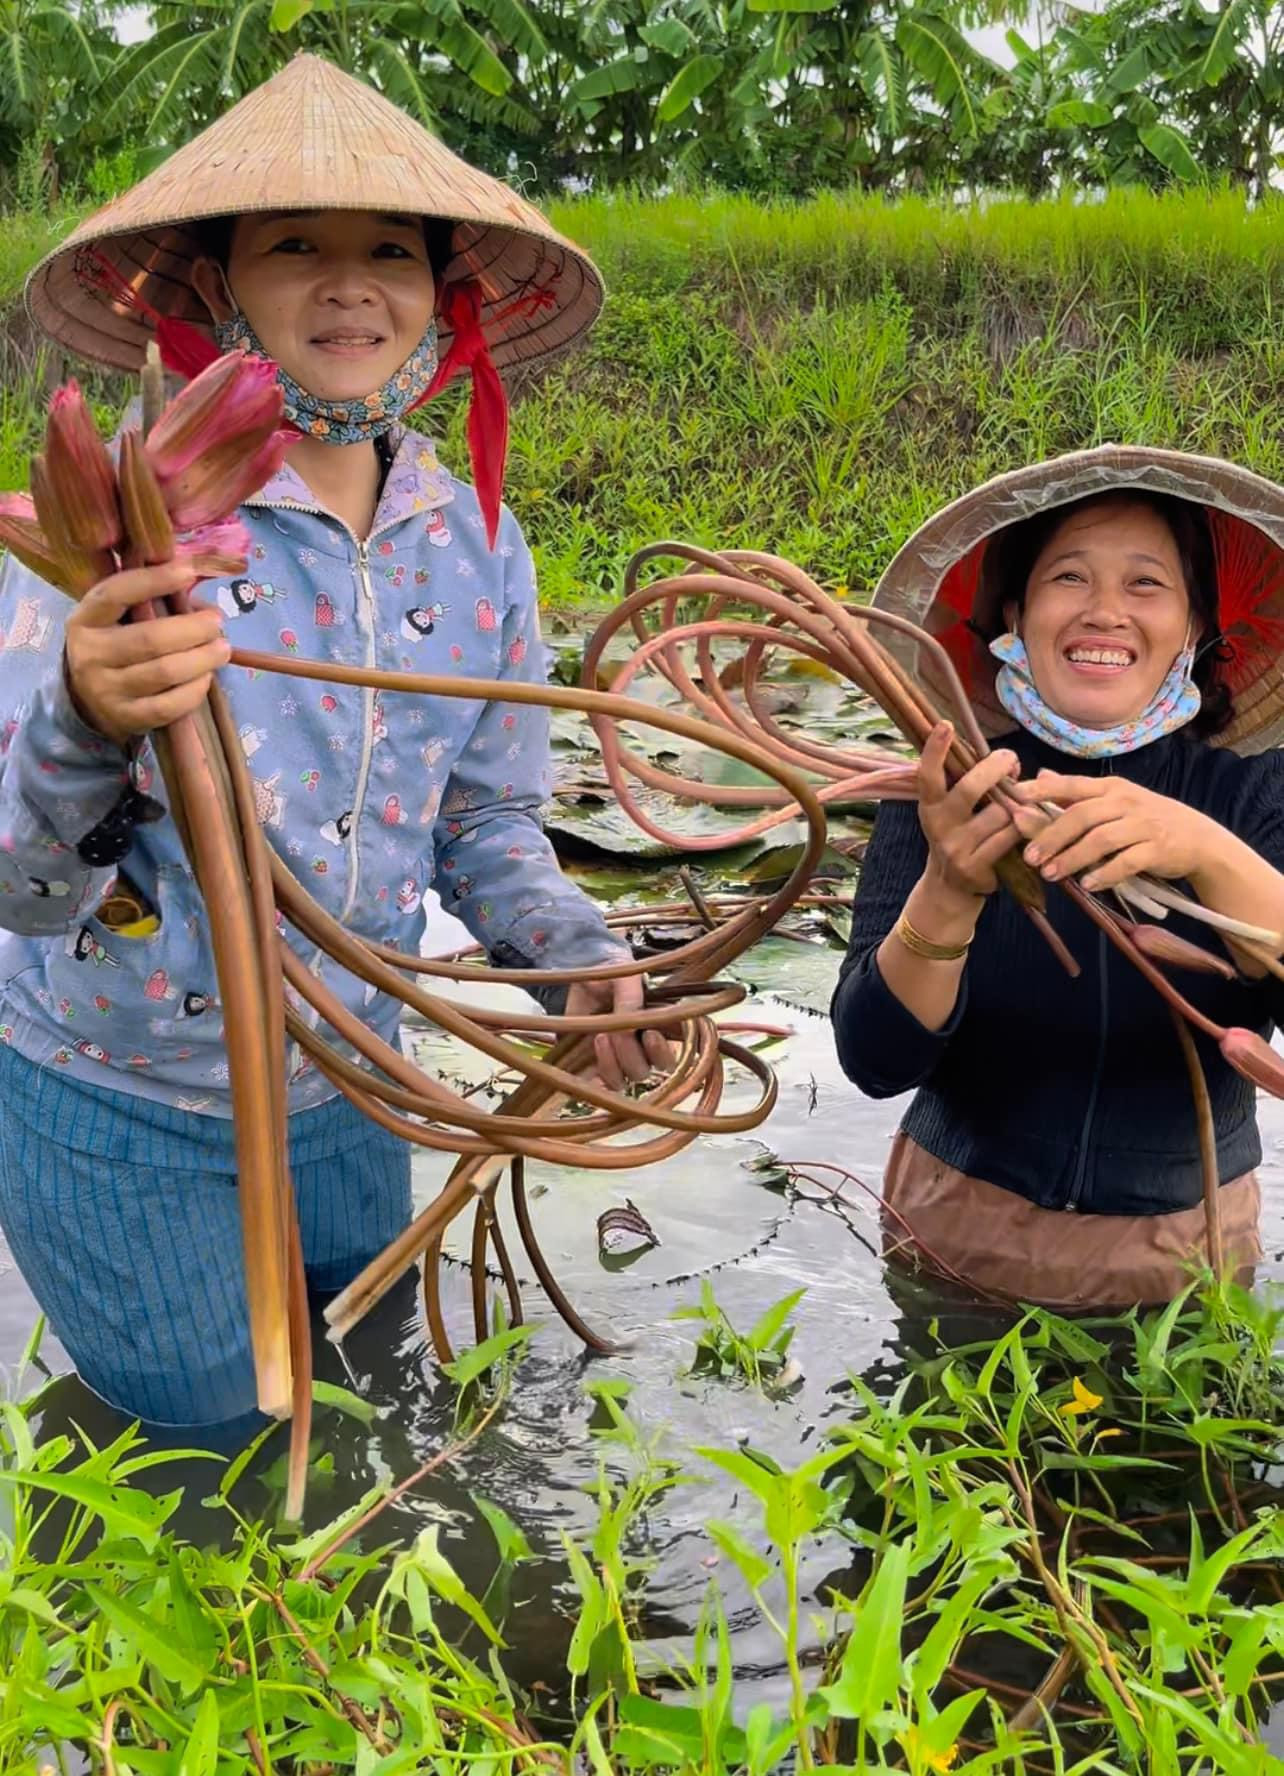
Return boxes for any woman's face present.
[193,209,436,402]
[1008,499,1195,729]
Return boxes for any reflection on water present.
[5,895,1284,1718]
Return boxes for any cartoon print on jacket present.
[401,602,449,641]
[0,428,627,1115]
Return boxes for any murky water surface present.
[5,891,1284,1716]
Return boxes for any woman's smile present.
[1060,636,1139,678]
[309,326,387,359]
[1010,499,1193,728]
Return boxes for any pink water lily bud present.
[21,466,113,598]
[145,351,284,482]
[44,381,123,553]
[176,517,251,578]
[118,430,175,566]
[1129,924,1236,980]
[157,428,296,533]
[1220,1027,1284,1098]
[0,494,79,593]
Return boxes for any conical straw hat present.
[26,53,603,376]
[872,445,1284,756]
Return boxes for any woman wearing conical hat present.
[832,447,1284,1306]
[0,56,666,1438]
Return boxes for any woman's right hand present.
[64,561,232,748]
[917,721,1024,901]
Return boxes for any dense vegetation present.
[4,187,1283,609]
[7,1282,1284,1770]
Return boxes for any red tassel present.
[939,541,986,619]
[157,315,222,380]
[1207,508,1284,690]
[77,248,223,381]
[411,281,508,548]
[412,277,559,550]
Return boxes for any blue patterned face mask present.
[213,309,439,444]
[988,630,1201,758]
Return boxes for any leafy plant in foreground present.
[672,1279,805,1391]
[5,1284,1284,1769]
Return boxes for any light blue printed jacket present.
[0,426,627,1116]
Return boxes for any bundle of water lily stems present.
[4,349,1283,1519]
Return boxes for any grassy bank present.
[3,188,1284,608]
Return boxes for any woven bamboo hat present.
[25,53,603,376]
[873,445,1284,756]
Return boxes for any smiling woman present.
[832,448,1284,1309]
[188,209,449,535]
[0,55,666,1444]
[988,494,1224,751]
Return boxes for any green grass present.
[3,187,1284,609]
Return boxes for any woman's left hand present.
[565,974,673,1093]
[1009,771,1218,892]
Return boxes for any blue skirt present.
[0,1043,411,1430]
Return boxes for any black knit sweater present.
[831,730,1284,1215]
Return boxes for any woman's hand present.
[917,721,1024,903]
[1009,772,1219,892]
[565,974,673,1094]
[64,561,231,748]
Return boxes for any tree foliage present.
[1,0,1281,205]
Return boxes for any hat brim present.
[872,445,1284,755]
[24,55,603,377]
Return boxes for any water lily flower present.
[118,430,175,566]
[1220,1027,1284,1098]
[1059,1376,1103,1417]
[1128,923,1236,980]
[154,428,296,533]
[144,350,292,533]
[43,380,123,554]
[176,517,251,578]
[0,494,61,583]
[145,350,283,481]
[0,490,108,597]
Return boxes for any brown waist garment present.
[881,1132,1262,1310]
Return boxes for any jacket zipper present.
[1065,757,1113,1209]
[343,540,378,925]
[242,495,404,929]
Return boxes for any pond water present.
[5,889,1284,1723]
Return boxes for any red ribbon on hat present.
[409,280,506,548]
[409,278,557,550]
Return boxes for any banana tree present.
[1042,0,1207,188]
[94,0,545,146]
[1169,0,1284,194]
[0,0,117,198]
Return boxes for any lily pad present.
[545,792,764,860]
[726,935,844,1014]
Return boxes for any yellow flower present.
[1094,1427,1123,1441]
[1059,1376,1103,1417]
[903,1727,960,1772]
[833,581,850,599]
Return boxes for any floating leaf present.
[597,1199,661,1255]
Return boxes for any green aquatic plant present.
[4,1282,1284,1771]
[671,1279,805,1392]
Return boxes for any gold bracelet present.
[894,911,973,963]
